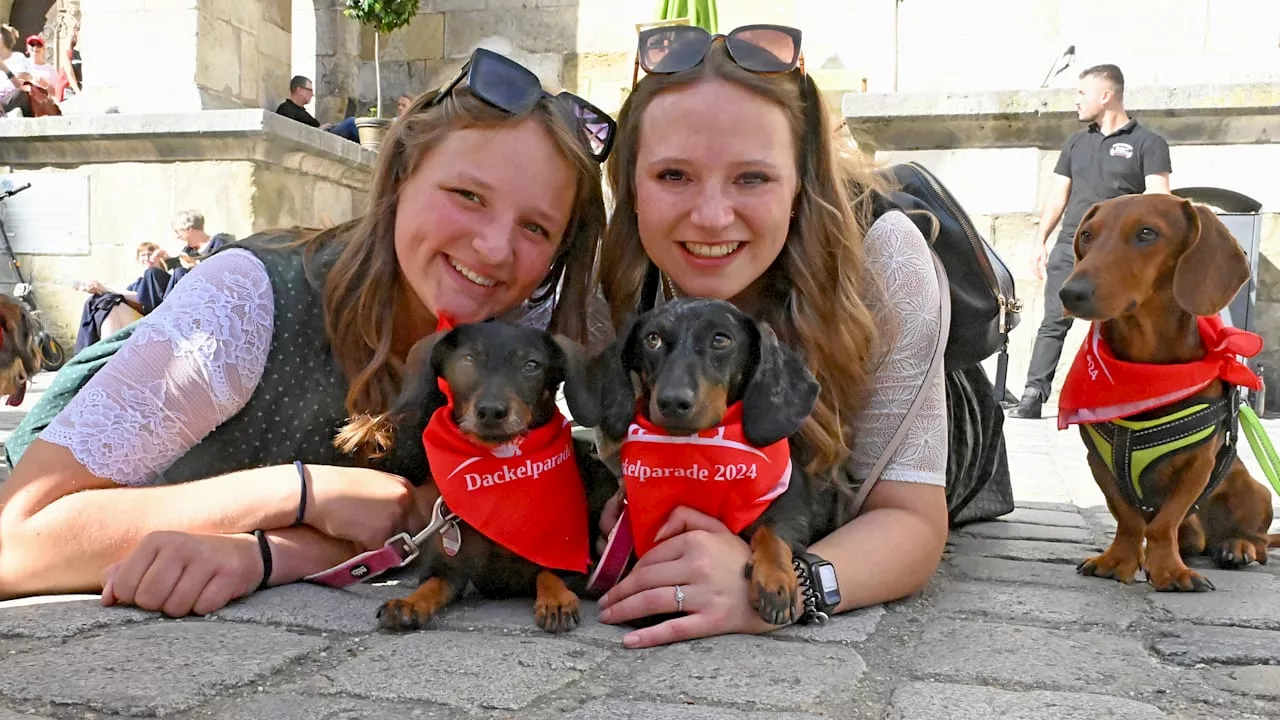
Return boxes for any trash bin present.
[1173,187,1266,414]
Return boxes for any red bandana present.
[1058,315,1263,430]
[620,403,792,557]
[423,407,590,573]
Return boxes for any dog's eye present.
[1136,227,1159,244]
[460,353,475,364]
[645,332,663,350]
[523,359,542,373]
[711,333,732,350]
[1079,230,1092,246]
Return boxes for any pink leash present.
[304,496,457,589]
[586,502,636,596]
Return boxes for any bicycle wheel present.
[39,334,67,372]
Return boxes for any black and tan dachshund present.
[338,321,616,633]
[584,297,822,625]
[0,294,42,407]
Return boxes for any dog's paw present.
[377,597,438,631]
[533,593,580,634]
[1077,552,1141,584]
[1212,538,1263,569]
[747,560,797,626]
[1148,564,1215,592]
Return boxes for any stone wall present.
[0,111,374,347]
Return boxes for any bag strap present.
[848,250,952,516]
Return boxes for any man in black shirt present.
[1009,64,1172,419]
[275,75,332,130]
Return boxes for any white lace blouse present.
[42,210,946,490]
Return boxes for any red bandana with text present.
[620,403,792,557]
[424,407,590,573]
[1057,315,1263,430]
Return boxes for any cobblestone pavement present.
[3,375,1280,719]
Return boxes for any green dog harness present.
[1080,393,1239,516]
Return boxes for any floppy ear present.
[550,334,599,428]
[11,309,41,375]
[1073,204,1101,262]
[741,321,820,447]
[1173,200,1250,317]
[387,329,451,424]
[595,316,642,441]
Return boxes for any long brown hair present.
[317,87,606,457]
[599,41,887,479]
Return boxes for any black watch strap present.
[793,552,839,625]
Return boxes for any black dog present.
[347,321,616,633]
[583,297,821,625]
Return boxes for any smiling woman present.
[0,48,616,619]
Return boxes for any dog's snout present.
[656,387,696,420]
[1059,274,1096,314]
[475,400,510,424]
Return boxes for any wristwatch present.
[793,552,841,624]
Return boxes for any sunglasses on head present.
[632,24,804,88]
[419,48,616,163]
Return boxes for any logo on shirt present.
[1110,143,1134,159]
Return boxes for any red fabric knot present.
[1058,314,1263,430]
[619,402,792,558]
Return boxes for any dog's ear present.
[1173,200,1250,317]
[387,329,451,423]
[1072,204,1101,262]
[18,311,41,375]
[549,334,599,428]
[741,321,820,447]
[595,315,642,441]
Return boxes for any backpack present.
[874,161,1021,400]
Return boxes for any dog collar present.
[619,402,792,558]
[1058,315,1262,430]
[423,406,590,574]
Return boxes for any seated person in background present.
[0,25,33,117]
[74,242,173,353]
[166,210,232,292]
[275,75,363,143]
[23,36,56,91]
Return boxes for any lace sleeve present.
[847,211,948,487]
[41,249,275,486]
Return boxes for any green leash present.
[1239,402,1280,498]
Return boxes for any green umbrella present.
[655,0,718,33]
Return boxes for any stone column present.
[69,0,271,113]
[313,0,360,123]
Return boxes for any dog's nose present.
[656,387,696,420]
[1059,275,1096,314]
[476,401,510,424]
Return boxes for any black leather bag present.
[875,161,1021,398]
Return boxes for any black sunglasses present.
[421,48,616,162]
[632,24,804,88]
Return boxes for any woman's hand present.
[596,507,787,649]
[101,531,261,617]
[304,466,421,551]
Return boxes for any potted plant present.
[344,0,420,150]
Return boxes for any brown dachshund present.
[0,294,42,407]
[1058,194,1278,592]
[337,321,616,633]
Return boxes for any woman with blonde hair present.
[594,25,951,648]
[0,48,617,618]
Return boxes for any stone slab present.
[0,596,152,638]
[772,605,884,645]
[308,631,608,711]
[206,692,458,719]
[0,620,326,716]
[948,537,1102,565]
[1150,589,1280,630]
[1014,502,1083,513]
[0,710,54,720]
[618,636,865,712]
[1000,508,1090,528]
[434,598,628,645]
[1206,665,1280,699]
[558,701,829,720]
[954,521,1093,544]
[212,582,388,634]
[1152,625,1280,666]
[933,580,1144,628]
[944,556,1139,591]
[887,681,1169,719]
[912,619,1173,694]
